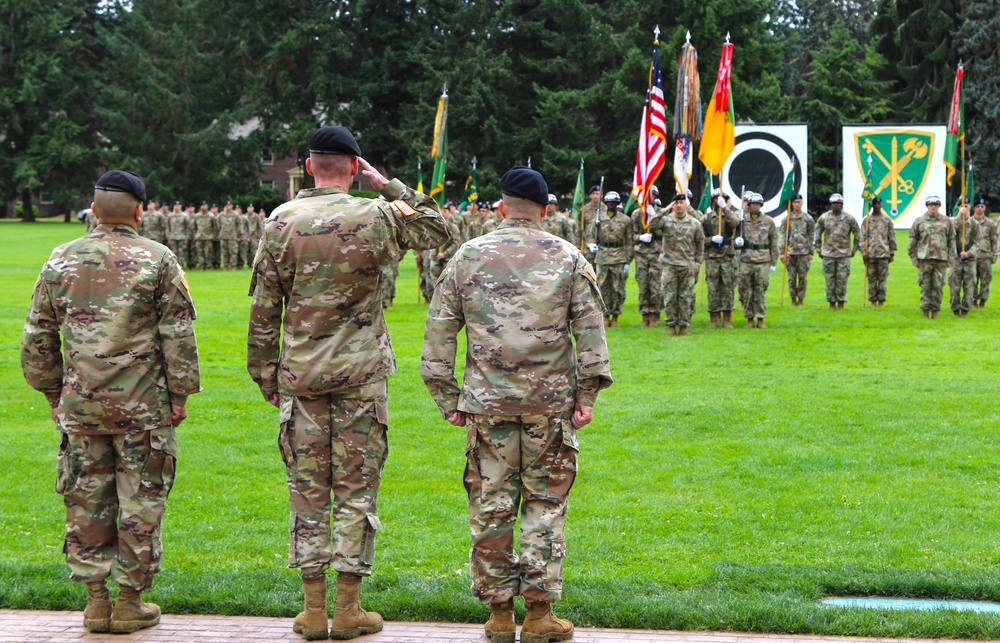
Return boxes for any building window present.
[260,180,275,188]
[261,149,275,166]
[40,192,54,205]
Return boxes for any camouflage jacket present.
[247,179,449,399]
[193,212,216,240]
[166,211,189,239]
[237,213,251,237]
[814,210,860,258]
[218,212,241,239]
[737,212,780,264]
[858,212,896,259]
[952,214,981,258]
[468,216,498,240]
[595,209,633,264]
[631,208,664,258]
[701,207,741,258]
[436,216,463,264]
[142,211,167,241]
[908,211,957,263]
[246,213,264,240]
[22,225,200,435]
[421,218,612,417]
[542,212,576,244]
[779,212,815,256]
[972,216,998,259]
[580,202,607,245]
[648,211,705,267]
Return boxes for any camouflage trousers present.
[738,262,771,320]
[661,263,697,327]
[212,240,221,269]
[975,258,994,304]
[221,238,239,268]
[168,238,189,268]
[57,427,177,591]
[786,254,811,301]
[419,250,435,303]
[917,259,947,311]
[864,258,890,303]
[194,239,213,269]
[949,261,977,312]
[381,258,399,309]
[237,239,250,269]
[634,253,662,315]
[821,256,851,303]
[279,382,388,577]
[464,413,578,604]
[705,256,736,313]
[597,262,627,316]
[247,239,259,271]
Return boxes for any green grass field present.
[2,219,1000,639]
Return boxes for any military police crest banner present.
[842,125,946,229]
[718,124,808,220]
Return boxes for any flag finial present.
[472,156,477,170]
[958,59,964,70]
[654,25,660,40]
[685,30,690,44]
[867,154,872,167]
[527,156,531,169]
[442,83,448,96]
[417,158,421,169]
[725,31,731,44]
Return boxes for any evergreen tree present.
[956,0,1000,204]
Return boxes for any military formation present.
[88,197,268,271]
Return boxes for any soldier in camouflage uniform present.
[542,194,576,244]
[429,207,463,285]
[971,197,998,308]
[85,208,98,233]
[580,186,606,264]
[166,202,190,268]
[632,186,663,326]
[245,204,263,267]
[141,200,167,243]
[908,195,956,319]
[218,202,240,270]
[21,170,199,635]
[779,194,813,306]
[421,167,612,643]
[948,203,980,317]
[650,194,704,335]
[813,193,860,309]
[469,203,499,239]
[858,197,896,306]
[234,205,249,269]
[209,204,221,268]
[587,191,632,327]
[191,203,213,270]
[702,190,741,327]
[247,126,449,641]
[736,192,779,328]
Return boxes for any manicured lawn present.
[2,219,999,638]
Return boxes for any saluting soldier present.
[813,193,860,309]
[422,166,612,643]
[650,193,704,335]
[971,197,997,308]
[908,195,956,319]
[631,186,663,326]
[702,189,741,327]
[779,193,814,306]
[948,203,980,317]
[859,196,896,306]
[736,192,779,328]
[22,170,200,634]
[247,126,449,641]
[590,191,632,327]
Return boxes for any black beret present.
[201,200,207,205]
[974,197,987,206]
[589,185,601,193]
[309,125,362,156]
[671,193,686,203]
[871,196,882,204]
[95,170,146,202]
[792,193,803,200]
[499,166,549,205]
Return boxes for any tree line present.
[2,0,993,220]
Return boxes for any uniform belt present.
[744,243,769,250]
[600,242,623,248]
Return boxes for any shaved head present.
[94,190,141,224]
[308,153,356,184]
[501,194,544,221]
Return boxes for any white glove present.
[734,237,745,248]
[588,243,599,254]
[716,196,726,208]
[711,234,724,244]
[770,265,777,273]
[639,233,653,243]
[623,264,630,277]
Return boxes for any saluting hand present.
[358,158,389,192]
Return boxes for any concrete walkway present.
[0,610,961,643]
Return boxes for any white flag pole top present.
[442,83,448,96]
[654,25,660,40]
[685,30,691,44]
[417,158,421,169]
[867,154,872,169]
[725,31,731,44]
[580,158,585,170]
[472,156,477,170]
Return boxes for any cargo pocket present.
[55,433,71,495]
[462,425,482,501]
[361,401,388,480]
[278,397,295,467]
[360,513,382,566]
[546,420,579,499]
[542,538,567,591]
[138,428,179,499]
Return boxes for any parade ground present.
[3,219,1000,640]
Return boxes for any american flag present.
[631,33,667,225]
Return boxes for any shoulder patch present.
[393,200,417,216]
[585,262,598,282]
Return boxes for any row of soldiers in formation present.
[400,185,999,331]
[86,200,267,270]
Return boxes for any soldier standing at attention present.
[589,191,632,327]
[779,193,813,306]
[971,197,997,308]
[858,196,896,306]
[21,170,200,634]
[908,195,956,319]
[245,203,263,267]
[702,189,741,327]
[542,194,575,244]
[421,166,612,643]
[210,203,222,269]
[736,192,779,328]
[813,193,860,309]
[650,193,704,335]
[580,186,606,263]
[193,202,213,270]
[218,201,240,270]
[166,201,189,268]
[632,185,663,326]
[948,203,980,317]
[247,126,449,641]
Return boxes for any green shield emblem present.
[855,130,935,220]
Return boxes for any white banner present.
[842,124,947,229]
[719,124,808,221]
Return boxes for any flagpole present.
[863,155,872,307]
[780,199,790,306]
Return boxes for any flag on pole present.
[861,155,874,214]
[416,158,424,194]
[673,35,701,195]
[571,159,586,226]
[953,163,974,215]
[943,62,964,187]
[459,159,478,211]
[699,36,735,176]
[780,163,797,210]
[629,26,668,226]
[697,173,713,212]
[430,85,448,205]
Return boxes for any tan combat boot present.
[650,313,660,327]
[521,601,573,643]
[837,302,844,309]
[746,319,755,328]
[667,325,676,335]
[640,314,648,327]
[756,318,768,329]
[110,585,160,633]
[610,316,620,327]
[330,573,382,640]
[603,316,611,327]
[922,309,930,319]
[829,303,836,311]
[293,574,329,640]
[678,326,691,336]
[709,312,719,328]
[83,581,112,633]
[484,599,516,643]
[722,311,733,328]
[932,310,939,320]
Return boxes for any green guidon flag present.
[856,130,934,220]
